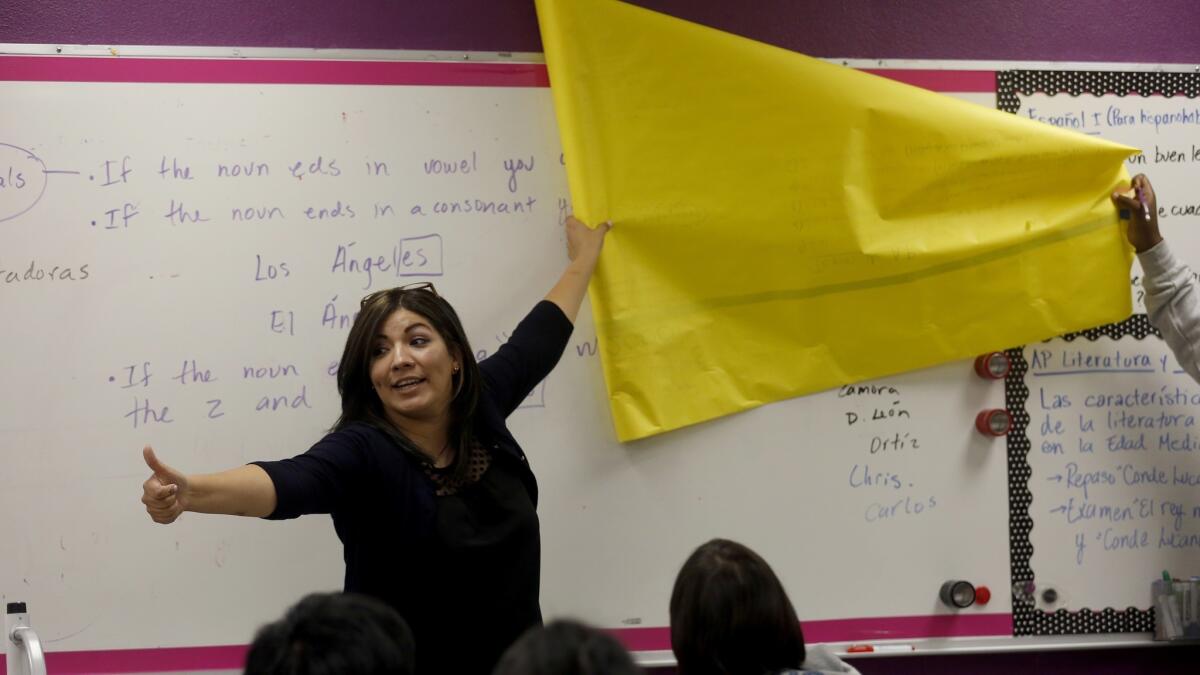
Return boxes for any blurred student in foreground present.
[492,619,642,675]
[670,539,860,675]
[244,592,415,675]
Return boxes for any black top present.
[253,300,573,675]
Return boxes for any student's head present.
[492,619,643,675]
[669,539,805,675]
[335,283,481,474]
[244,592,415,675]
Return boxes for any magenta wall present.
[3,1,1199,673]
[1,0,1199,63]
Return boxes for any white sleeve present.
[1140,240,1200,383]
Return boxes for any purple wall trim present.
[632,1,1200,63]
[2,1,1199,63]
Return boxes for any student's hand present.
[565,215,611,267]
[141,445,190,524]
[1112,173,1162,253]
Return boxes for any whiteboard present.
[1000,72,1200,636]
[1,54,1023,667]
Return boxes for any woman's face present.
[369,308,459,427]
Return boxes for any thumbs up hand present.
[141,445,190,524]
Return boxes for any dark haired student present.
[245,592,415,675]
[493,619,643,675]
[140,216,610,675]
[670,539,860,675]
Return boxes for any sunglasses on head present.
[360,282,439,308]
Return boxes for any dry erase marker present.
[846,644,915,653]
[1137,186,1152,223]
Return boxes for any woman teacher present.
[141,216,610,675]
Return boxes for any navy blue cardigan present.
[252,300,573,672]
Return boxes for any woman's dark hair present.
[669,539,806,675]
[333,285,481,482]
[492,619,643,675]
[244,592,415,675]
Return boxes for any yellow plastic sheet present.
[535,0,1136,441]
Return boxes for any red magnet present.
[974,352,1011,379]
[974,585,992,605]
[975,409,1011,436]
